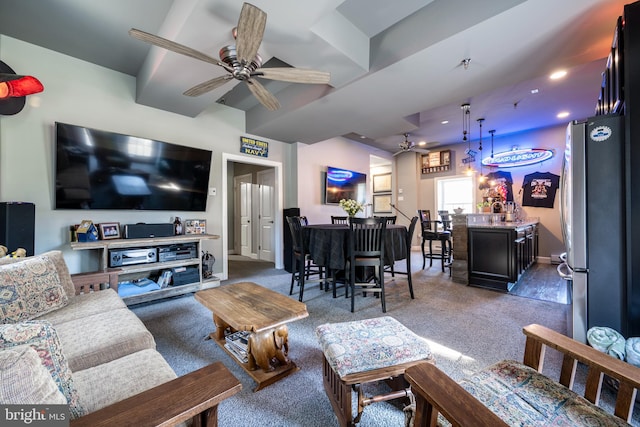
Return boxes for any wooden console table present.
[195,282,309,391]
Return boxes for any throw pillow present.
[0,345,67,404]
[0,321,84,418]
[0,252,69,324]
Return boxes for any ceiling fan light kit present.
[129,2,330,111]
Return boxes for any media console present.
[71,234,220,305]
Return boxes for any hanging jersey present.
[522,172,560,208]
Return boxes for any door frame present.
[222,153,284,280]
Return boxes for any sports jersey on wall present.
[521,171,560,208]
[486,171,514,202]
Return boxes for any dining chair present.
[418,209,451,272]
[383,216,417,299]
[346,217,387,312]
[375,215,397,224]
[286,216,323,301]
[331,216,349,225]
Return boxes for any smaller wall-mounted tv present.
[55,122,212,211]
[325,166,367,205]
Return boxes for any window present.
[435,175,476,214]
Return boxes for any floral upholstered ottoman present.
[316,316,434,427]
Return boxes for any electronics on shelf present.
[109,248,157,267]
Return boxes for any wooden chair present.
[346,217,386,312]
[286,215,323,301]
[418,209,451,272]
[375,215,397,224]
[331,215,349,224]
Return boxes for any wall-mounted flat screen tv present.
[325,166,367,205]
[55,122,212,211]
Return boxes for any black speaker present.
[283,208,300,273]
[0,202,35,256]
[124,223,174,239]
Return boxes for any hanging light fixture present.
[461,103,471,142]
[488,129,497,186]
[477,118,486,183]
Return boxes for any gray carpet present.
[131,253,638,426]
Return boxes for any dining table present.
[302,223,409,271]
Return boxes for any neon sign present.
[482,148,554,168]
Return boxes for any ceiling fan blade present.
[246,78,280,111]
[413,148,431,154]
[129,28,221,67]
[235,3,267,65]
[183,76,233,97]
[392,150,404,156]
[257,68,331,85]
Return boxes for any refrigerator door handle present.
[557,262,573,281]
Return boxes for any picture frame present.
[372,173,392,193]
[99,222,121,240]
[185,219,207,235]
[373,194,392,214]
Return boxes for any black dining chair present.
[346,217,387,312]
[375,215,397,224]
[383,216,417,299]
[331,216,349,225]
[418,209,451,272]
[286,216,323,301]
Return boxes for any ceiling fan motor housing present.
[219,45,262,80]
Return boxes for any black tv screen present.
[55,122,212,211]
[325,166,367,205]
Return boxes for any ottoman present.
[316,316,434,426]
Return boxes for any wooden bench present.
[405,324,640,426]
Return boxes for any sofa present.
[405,324,640,426]
[0,250,241,426]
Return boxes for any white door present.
[257,169,275,262]
[234,174,253,257]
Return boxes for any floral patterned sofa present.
[0,250,241,426]
[404,324,640,426]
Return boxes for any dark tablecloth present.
[303,224,408,271]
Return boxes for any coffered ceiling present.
[0,0,629,154]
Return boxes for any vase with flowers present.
[339,198,364,217]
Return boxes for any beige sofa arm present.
[70,269,121,295]
[70,361,242,427]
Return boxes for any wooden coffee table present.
[195,281,309,391]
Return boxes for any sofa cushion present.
[40,288,126,325]
[0,345,67,404]
[54,308,156,372]
[0,321,84,418]
[458,360,630,426]
[73,348,177,414]
[0,251,76,300]
[0,252,69,323]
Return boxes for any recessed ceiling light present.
[531,88,539,94]
[418,141,427,146]
[441,120,449,124]
[550,70,567,80]
[557,111,570,118]
[360,135,366,139]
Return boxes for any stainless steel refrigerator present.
[560,114,628,343]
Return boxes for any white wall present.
[296,137,389,223]
[0,35,291,274]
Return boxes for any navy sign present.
[240,136,268,157]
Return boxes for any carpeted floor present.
[131,252,639,426]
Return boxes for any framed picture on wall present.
[373,194,392,213]
[372,173,392,193]
[185,219,207,234]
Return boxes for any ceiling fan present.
[129,2,330,111]
[393,133,430,156]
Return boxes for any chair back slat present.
[331,216,349,225]
[349,217,386,257]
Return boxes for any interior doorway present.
[222,153,283,281]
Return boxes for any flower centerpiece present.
[339,198,364,217]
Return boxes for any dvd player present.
[158,243,197,262]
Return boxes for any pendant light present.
[488,129,496,186]
[461,103,475,175]
[477,118,486,183]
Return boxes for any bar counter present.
[451,214,539,292]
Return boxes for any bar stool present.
[418,210,451,272]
